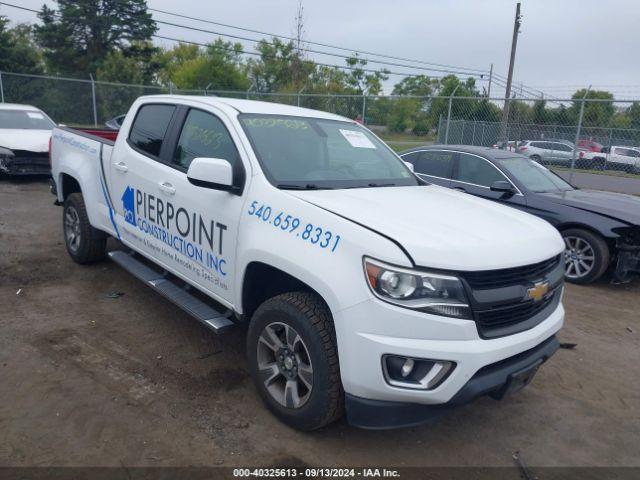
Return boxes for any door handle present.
[114,161,128,173]
[453,187,466,193]
[158,181,176,195]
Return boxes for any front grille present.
[461,255,561,290]
[4,151,50,174]
[476,290,557,333]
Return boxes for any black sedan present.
[399,145,640,284]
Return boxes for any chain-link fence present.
[2,71,639,185]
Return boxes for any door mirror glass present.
[490,180,515,194]
[187,157,234,191]
[403,161,415,172]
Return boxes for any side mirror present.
[403,161,415,172]
[490,180,515,194]
[187,157,235,192]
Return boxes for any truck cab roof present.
[139,95,351,122]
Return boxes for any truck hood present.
[290,185,564,271]
[0,129,52,152]
[540,189,640,226]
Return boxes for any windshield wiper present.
[367,182,397,187]
[277,183,331,190]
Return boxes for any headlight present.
[364,257,472,319]
[0,146,14,158]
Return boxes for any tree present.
[343,55,388,95]
[0,17,44,74]
[532,100,547,124]
[387,97,420,133]
[627,102,640,130]
[570,89,614,127]
[392,75,437,97]
[97,41,160,84]
[156,40,250,91]
[427,75,480,126]
[34,0,157,76]
[248,37,314,92]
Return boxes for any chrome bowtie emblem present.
[526,282,549,302]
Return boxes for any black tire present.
[63,192,107,264]
[530,154,541,163]
[592,157,606,171]
[247,292,344,431]
[561,228,610,284]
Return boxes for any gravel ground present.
[1,178,639,469]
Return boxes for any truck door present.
[109,102,178,253]
[157,106,247,304]
[109,102,245,305]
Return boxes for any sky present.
[3,0,640,100]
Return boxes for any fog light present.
[383,355,455,390]
[401,358,415,378]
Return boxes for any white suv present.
[518,140,575,165]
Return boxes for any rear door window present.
[128,104,176,157]
[413,151,454,178]
[555,143,573,152]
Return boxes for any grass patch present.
[377,132,433,153]
[552,166,640,179]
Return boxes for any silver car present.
[518,140,576,165]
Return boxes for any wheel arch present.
[556,222,616,250]
[58,172,82,201]
[240,261,333,321]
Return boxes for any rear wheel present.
[63,192,107,264]
[561,228,609,284]
[247,292,344,431]
[530,154,541,163]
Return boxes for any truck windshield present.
[238,114,418,189]
[0,109,55,130]
[498,157,574,193]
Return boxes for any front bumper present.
[346,335,559,429]
[334,295,564,427]
[0,153,50,176]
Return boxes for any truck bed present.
[50,126,118,239]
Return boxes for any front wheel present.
[562,228,610,284]
[63,192,107,264]
[247,292,344,430]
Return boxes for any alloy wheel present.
[64,206,82,253]
[256,322,313,409]
[564,236,595,280]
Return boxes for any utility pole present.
[487,63,493,98]
[499,2,522,143]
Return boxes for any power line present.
[155,34,480,79]
[2,2,488,82]
[151,17,487,77]
[2,1,486,79]
[147,4,490,75]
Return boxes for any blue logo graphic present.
[121,186,136,226]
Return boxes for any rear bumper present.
[346,335,559,429]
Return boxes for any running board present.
[108,250,234,334]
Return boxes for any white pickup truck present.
[50,95,565,430]
[579,145,640,173]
